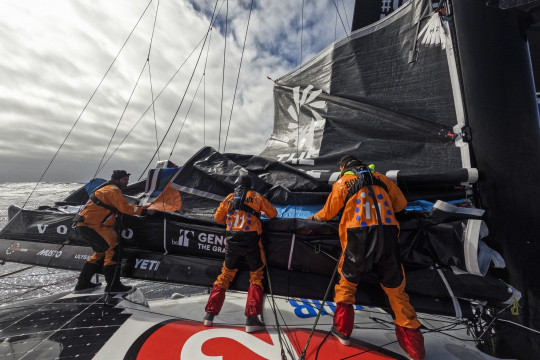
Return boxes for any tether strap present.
[73,182,117,226]
[344,171,388,207]
[89,193,117,212]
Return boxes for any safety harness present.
[343,165,388,205]
[343,164,387,271]
[230,187,260,218]
[72,181,118,224]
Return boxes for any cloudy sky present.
[0,0,355,182]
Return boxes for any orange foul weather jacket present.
[314,171,421,329]
[313,171,406,232]
[77,183,146,266]
[214,190,277,235]
[212,190,277,290]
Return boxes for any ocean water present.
[0,183,82,304]
[0,182,204,305]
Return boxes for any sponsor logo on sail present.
[74,254,92,260]
[276,85,326,165]
[173,229,194,247]
[36,224,69,235]
[197,232,226,253]
[134,258,160,271]
[5,242,29,256]
[36,249,63,257]
[171,228,226,253]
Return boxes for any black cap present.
[237,175,251,188]
[338,154,363,168]
[111,170,131,181]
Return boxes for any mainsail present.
[262,0,472,210]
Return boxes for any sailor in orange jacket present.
[74,170,157,293]
[203,175,277,333]
[312,155,425,360]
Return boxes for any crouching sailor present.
[73,170,157,293]
[311,155,425,360]
[203,175,277,333]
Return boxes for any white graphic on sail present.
[277,85,326,165]
[418,12,449,49]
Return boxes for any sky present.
[0,0,355,182]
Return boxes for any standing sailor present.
[311,155,425,360]
[74,170,157,293]
[203,175,277,333]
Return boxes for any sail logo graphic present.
[276,85,326,165]
[173,229,194,247]
[418,12,448,49]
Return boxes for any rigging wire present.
[148,0,162,162]
[298,252,340,360]
[94,59,148,179]
[340,0,351,34]
[296,0,305,163]
[203,28,214,147]
[0,266,34,279]
[496,318,540,335]
[138,0,222,180]
[223,0,255,153]
[100,0,226,178]
[168,71,205,159]
[96,33,209,174]
[15,0,154,213]
[334,10,338,40]
[262,249,289,360]
[0,275,78,304]
[331,0,350,37]
[266,295,304,356]
[266,299,299,359]
[218,0,229,152]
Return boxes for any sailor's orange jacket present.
[214,190,277,235]
[314,171,406,240]
[78,183,145,227]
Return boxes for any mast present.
[450,0,540,356]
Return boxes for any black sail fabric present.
[261,1,462,183]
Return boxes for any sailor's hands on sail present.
[141,204,159,216]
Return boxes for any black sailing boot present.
[245,315,265,333]
[203,313,215,327]
[103,265,132,293]
[74,262,102,293]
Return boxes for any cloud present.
[0,0,354,182]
